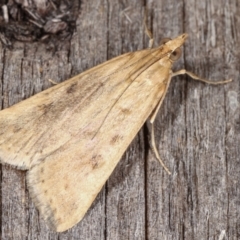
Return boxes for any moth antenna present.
[48,79,58,85]
[144,8,154,48]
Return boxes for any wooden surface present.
[0,0,239,239]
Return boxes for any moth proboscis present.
[0,33,232,232]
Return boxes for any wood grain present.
[0,0,239,239]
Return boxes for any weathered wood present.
[0,0,239,239]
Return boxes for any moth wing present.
[0,47,172,231]
[0,50,152,169]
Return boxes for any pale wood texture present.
[0,0,239,239]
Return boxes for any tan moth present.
[0,33,231,232]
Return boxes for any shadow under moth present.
[0,33,231,232]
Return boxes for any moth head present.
[160,33,188,62]
[170,47,182,61]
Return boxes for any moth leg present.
[149,76,172,175]
[150,123,171,175]
[144,10,154,48]
[172,69,232,85]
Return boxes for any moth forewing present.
[0,34,188,231]
[27,55,175,232]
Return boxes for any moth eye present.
[170,47,182,61]
[160,38,172,45]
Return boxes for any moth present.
[0,33,231,232]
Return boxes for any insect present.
[0,33,231,232]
